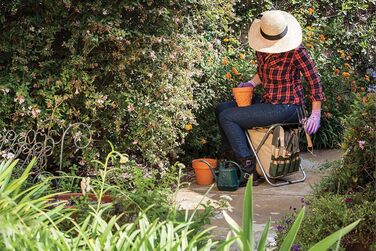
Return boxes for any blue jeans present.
[215,96,301,158]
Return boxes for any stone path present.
[176,149,342,248]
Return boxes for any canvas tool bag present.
[247,126,312,178]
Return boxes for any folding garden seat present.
[245,120,312,187]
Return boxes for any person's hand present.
[238,80,256,88]
[306,110,321,134]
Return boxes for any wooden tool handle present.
[305,131,314,155]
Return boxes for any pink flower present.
[149,50,156,60]
[73,131,82,142]
[169,52,176,60]
[358,140,365,150]
[15,95,25,104]
[127,104,135,112]
[344,198,353,203]
[96,95,108,105]
[31,108,41,118]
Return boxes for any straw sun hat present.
[248,10,302,53]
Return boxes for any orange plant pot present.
[232,87,253,107]
[192,158,217,185]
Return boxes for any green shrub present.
[107,158,187,222]
[315,93,376,194]
[276,93,376,249]
[275,194,375,250]
[53,144,216,235]
[0,0,236,168]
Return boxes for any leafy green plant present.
[0,155,365,250]
[221,178,361,250]
[69,206,217,251]
[276,193,375,250]
[0,158,71,250]
[276,93,375,250]
[0,153,219,250]
[314,93,375,196]
[56,164,82,193]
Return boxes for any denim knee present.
[215,101,236,119]
[215,102,227,118]
[215,104,222,119]
[218,109,234,126]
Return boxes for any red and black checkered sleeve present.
[294,46,324,101]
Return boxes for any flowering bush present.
[0,1,236,168]
[276,93,376,249]
[316,93,376,193]
[183,37,260,159]
[276,193,376,250]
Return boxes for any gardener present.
[216,10,324,186]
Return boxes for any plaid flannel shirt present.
[256,45,324,105]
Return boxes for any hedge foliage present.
[0,0,375,168]
[0,0,236,168]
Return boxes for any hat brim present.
[248,11,302,53]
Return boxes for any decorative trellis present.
[0,123,92,180]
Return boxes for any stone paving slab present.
[176,149,342,247]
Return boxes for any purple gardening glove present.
[306,110,321,134]
[238,80,256,88]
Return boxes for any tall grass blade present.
[223,211,241,234]
[308,220,361,251]
[99,215,119,247]
[216,231,237,251]
[279,207,305,251]
[6,158,36,196]
[0,159,18,193]
[257,218,271,251]
[242,177,254,251]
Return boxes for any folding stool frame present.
[245,123,307,187]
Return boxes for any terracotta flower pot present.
[192,158,217,185]
[232,87,253,107]
[54,193,113,208]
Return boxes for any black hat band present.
[260,26,288,40]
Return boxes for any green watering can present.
[199,159,244,191]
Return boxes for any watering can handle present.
[198,159,217,182]
[223,160,245,179]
